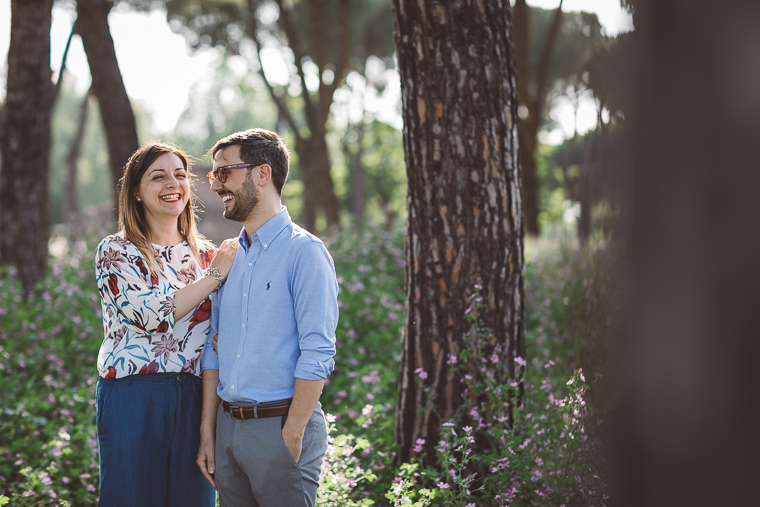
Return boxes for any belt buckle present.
[228,404,244,420]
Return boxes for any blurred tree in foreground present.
[615,0,760,504]
[0,0,56,293]
[392,0,525,465]
[153,0,395,231]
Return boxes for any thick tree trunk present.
[66,88,92,218]
[392,0,525,465]
[76,0,139,212]
[614,0,760,504]
[0,0,55,293]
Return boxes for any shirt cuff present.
[294,355,335,380]
[201,340,219,371]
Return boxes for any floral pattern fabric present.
[95,235,214,379]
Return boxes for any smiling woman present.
[92,141,240,506]
[136,153,191,243]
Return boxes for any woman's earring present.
[137,197,142,202]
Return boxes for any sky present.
[0,0,633,143]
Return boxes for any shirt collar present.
[238,206,292,251]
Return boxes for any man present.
[196,128,338,507]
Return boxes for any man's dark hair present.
[211,128,290,195]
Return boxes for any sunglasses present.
[206,163,259,184]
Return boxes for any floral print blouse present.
[95,235,214,379]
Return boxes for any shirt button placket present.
[235,247,254,393]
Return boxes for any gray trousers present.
[215,402,328,507]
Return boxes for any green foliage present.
[0,208,614,505]
[319,225,406,495]
[171,55,278,159]
[328,119,407,224]
[384,464,435,507]
[402,244,615,506]
[0,211,113,504]
[317,417,378,506]
[158,0,395,69]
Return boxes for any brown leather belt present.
[222,399,292,420]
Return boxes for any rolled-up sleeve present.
[292,241,338,380]
[201,289,220,371]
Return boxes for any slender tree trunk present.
[294,138,318,232]
[347,121,366,224]
[392,0,525,466]
[54,17,77,102]
[295,132,340,232]
[76,0,138,212]
[308,126,340,226]
[614,0,760,504]
[514,0,564,236]
[66,88,92,218]
[0,0,55,293]
[248,0,345,231]
[578,161,591,243]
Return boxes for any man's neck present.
[242,198,283,244]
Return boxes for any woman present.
[94,142,237,506]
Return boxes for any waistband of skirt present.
[99,372,201,384]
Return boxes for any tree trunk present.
[347,121,366,224]
[294,137,318,232]
[0,0,55,293]
[614,0,760,504]
[293,128,340,232]
[246,0,345,231]
[309,127,340,227]
[66,88,92,218]
[76,0,139,212]
[513,0,564,236]
[392,0,525,466]
[519,124,540,235]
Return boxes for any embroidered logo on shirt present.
[266,281,271,291]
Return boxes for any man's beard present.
[222,174,259,222]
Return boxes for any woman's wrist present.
[205,268,225,287]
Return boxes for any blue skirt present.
[96,372,216,507]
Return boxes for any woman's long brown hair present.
[118,142,211,275]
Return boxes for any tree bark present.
[614,0,760,504]
[66,88,92,218]
[76,0,139,212]
[0,0,55,293]
[392,0,525,466]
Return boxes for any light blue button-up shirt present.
[201,207,338,404]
